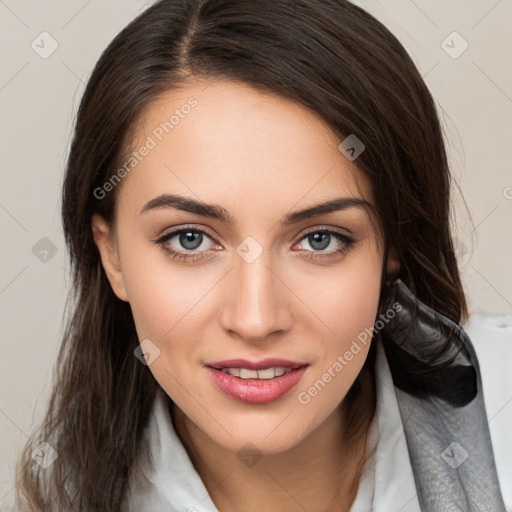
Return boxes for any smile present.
[206,363,309,404]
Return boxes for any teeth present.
[221,367,293,379]
[240,368,258,379]
[257,368,276,380]
[227,367,240,377]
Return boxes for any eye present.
[153,226,219,262]
[294,228,354,260]
[153,225,355,263]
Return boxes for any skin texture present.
[92,79,400,511]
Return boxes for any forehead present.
[116,79,373,217]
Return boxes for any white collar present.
[126,387,219,511]
[126,338,420,512]
[349,339,421,511]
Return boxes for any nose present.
[219,249,292,344]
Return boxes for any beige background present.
[1,0,511,508]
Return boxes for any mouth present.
[205,358,309,404]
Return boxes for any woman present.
[15,0,508,510]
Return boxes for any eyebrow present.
[140,193,372,225]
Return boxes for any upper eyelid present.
[156,225,218,244]
[299,226,352,239]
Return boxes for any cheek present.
[305,242,383,343]
[121,254,215,400]
[123,232,383,355]
[296,242,382,397]
[118,227,214,342]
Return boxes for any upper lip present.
[206,358,309,371]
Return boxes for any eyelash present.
[153,225,354,262]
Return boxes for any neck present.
[170,367,376,512]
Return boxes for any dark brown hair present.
[16,0,468,510]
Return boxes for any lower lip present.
[206,366,308,404]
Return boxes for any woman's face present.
[93,79,396,454]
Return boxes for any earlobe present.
[91,214,129,302]
[386,247,401,282]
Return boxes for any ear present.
[91,214,129,302]
[386,246,401,282]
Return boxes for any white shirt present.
[126,314,512,512]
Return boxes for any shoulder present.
[463,313,512,510]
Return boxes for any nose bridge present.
[221,245,288,341]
